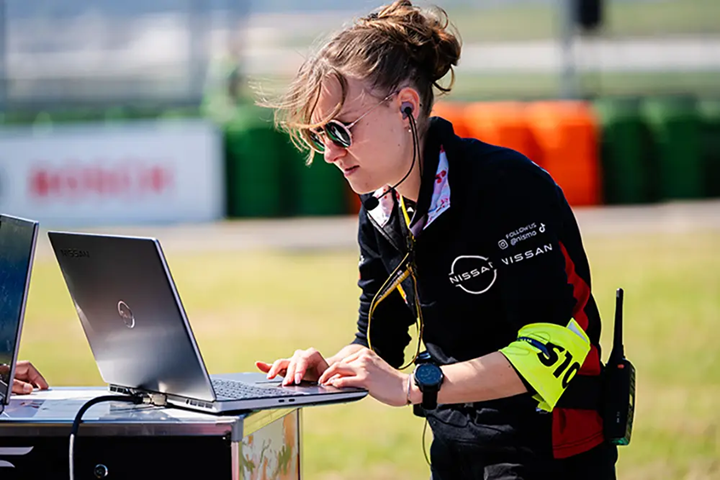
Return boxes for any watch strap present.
[413,363,443,411]
[420,384,439,410]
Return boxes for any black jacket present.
[351,117,605,459]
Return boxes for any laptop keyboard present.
[211,378,301,400]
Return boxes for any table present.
[0,387,301,479]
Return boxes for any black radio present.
[603,288,636,445]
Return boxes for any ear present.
[396,87,421,124]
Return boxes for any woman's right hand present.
[255,348,330,386]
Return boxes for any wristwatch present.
[413,362,444,410]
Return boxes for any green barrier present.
[159,107,201,120]
[1,105,204,126]
[0,111,37,125]
[697,99,720,198]
[122,106,165,120]
[224,105,287,217]
[103,107,130,122]
[641,97,704,200]
[32,111,53,127]
[50,109,105,123]
[292,149,348,217]
[593,98,652,204]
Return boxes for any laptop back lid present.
[48,231,216,402]
[0,214,39,409]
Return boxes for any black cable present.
[365,109,430,465]
[408,109,422,180]
[362,107,420,211]
[69,394,144,480]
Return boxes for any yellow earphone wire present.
[366,195,424,370]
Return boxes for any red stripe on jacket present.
[553,242,604,459]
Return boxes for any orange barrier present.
[464,102,541,164]
[431,101,472,138]
[347,100,602,212]
[525,101,602,206]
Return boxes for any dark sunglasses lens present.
[325,122,352,148]
[307,130,325,153]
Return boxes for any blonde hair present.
[263,0,462,163]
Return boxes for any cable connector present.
[109,385,167,407]
[141,392,168,407]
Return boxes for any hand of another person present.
[12,360,49,395]
[256,348,330,386]
[318,347,409,407]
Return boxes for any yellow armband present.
[500,319,591,412]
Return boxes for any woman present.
[256,1,617,478]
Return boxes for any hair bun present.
[365,0,461,90]
[426,17,462,84]
[267,0,463,157]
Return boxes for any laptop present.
[48,231,367,414]
[0,214,39,414]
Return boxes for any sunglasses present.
[367,249,424,370]
[304,92,395,154]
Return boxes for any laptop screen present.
[0,215,38,405]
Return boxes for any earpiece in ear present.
[401,102,413,119]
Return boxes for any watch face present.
[415,364,443,387]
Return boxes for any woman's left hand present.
[318,347,409,407]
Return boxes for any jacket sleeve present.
[352,208,417,369]
[481,155,593,410]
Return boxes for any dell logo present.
[117,301,135,329]
[60,248,90,258]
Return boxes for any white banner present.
[0,120,223,226]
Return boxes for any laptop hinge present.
[109,384,168,407]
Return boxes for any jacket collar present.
[366,116,455,239]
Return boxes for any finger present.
[13,360,30,378]
[23,363,49,390]
[337,348,374,368]
[267,359,289,380]
[319,363,359,385]
[330,375,366,389]
[292,357,310,385]
[12,379,33,395]
[318,353,365,383]
[255,361,272,373]
[318,363,339,384]
[284,359,300,386]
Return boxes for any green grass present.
[19,229,720,479]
